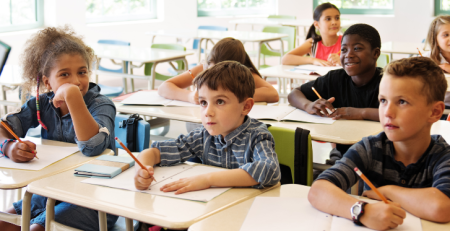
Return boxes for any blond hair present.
[425,15,450,64]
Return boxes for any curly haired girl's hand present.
[52,84,82,108]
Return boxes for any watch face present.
[352,205,361,215]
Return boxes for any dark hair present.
[343,23,381,50]
[384,57,447,104]
[207,37,261,77]
[306,2,340,42]
[21,25,94,96]
[193,61,255,103]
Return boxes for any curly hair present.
[343,23,381,50]
[384,57,447,104]
[21,25,94,97]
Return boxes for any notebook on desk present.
[74,155,135,178]
[240,197,422,231]
[120,91,199,107]
[248,105,335,124]
[288,64,341,76]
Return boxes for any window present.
[313,0,394,15]
[86,0,157,23]
[197,0,277,17]
[435,0,450,16]
[0,0,43,33]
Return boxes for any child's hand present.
[188,91,199,105]
[362,186,392,201]
[7,140,36,163]
[52,83,81,108]
[439,64,450,73]
[330,107,363,120]
[327,53,341,66]
[134,166,155,190]
[313,58,333,67]
[305,97,336,116]
[160,174,210,195]
[360,201,406,230]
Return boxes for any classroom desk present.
[115,103,382,145]
[0,137,113,231]
[145,29,288,68]
[25,163,280,231]
[188,184,450,231]
[381,41,426,61]
[0,65,23,113]
[90,43,194,92]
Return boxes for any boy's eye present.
[217,99,225,105]
[200,100,207,106]
[341,48,347,53]
[79,71,88,75]
[399,99,407,105]
[379,98,386,103]
[354,47,362,51]
[60,73,69,77]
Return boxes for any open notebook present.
[248,105,335,124]
[120,91,198,107]
[0,145,79,170]
[82,164,231,202]
[240,197,422,231]
[289,64,342,76]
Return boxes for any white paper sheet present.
[121,91,171,106]
[289,65,342,76]
[0,145,79,170]
[82,164,231,202]
[283,109,335,124]
[240,197,333,231]
[166,100,199,107]
[248,105,296,121]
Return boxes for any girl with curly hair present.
[0,26,117,231]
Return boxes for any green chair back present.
[268,126,313,186]
[259,26,296,69]
[268,15,296,19]
[144,44,186,81]
[377,53,390,68]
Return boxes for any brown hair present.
[425,15,450,64]
[383,57,447,104]
[21,25,94,96]
[193,61,255,103]
[206,37,261,77]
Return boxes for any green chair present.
[268,15,296,20]
[377,53,390,68]
[268,126,313,186]
[130,44,186,91]
[259,26,296,69]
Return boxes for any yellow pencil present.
[188,70,195,79]
[354,167,389,204]
[417,48,423,57]
[312,87,334,114]
[115,137,156,182]
[0,121,38,159]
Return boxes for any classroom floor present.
[0,43,332,212]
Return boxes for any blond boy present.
[134,61,280,194]
[309,57,450,230]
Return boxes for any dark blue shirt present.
[4,83,116,156]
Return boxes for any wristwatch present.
[351,201,368,226]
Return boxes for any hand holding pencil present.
[308,87,336,117]
[0,121,38,162]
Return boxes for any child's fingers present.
[22,141,37,153]
[15,149,35,162]
[175,186,190,195]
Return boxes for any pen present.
[311,87,334,115]
[417,48,423,57]
[115,137,156,182]
[0,121,38,159]
[188,70,195,79]
[354,167,389,204]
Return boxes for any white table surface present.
[26,163,280,229]
[381,41,427,56]
[145,29,288,42]
[259,64,324,80]
[0,137,113,189]
[229,18,358,28]
[189,184,450,231]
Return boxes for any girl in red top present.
[282,3,341,66]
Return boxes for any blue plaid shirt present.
[3,83,116,156]
[151,116,281,188]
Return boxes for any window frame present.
[313,0,394,15]
[435,0,450,16]
[197,0,277,17]
[85,0,157,24]
[0,0,44,33]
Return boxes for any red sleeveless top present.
[313,35,342,61]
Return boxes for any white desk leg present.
[19,191,32,231]
[279,38,285,95]
[389,52,393,62]
[198,38,204,64]
[151,36,156,45]
[257,41,262,69]
[98,211,107,231]
[45,198,56,230]
[182,58,189,72]
[2,85,7,114]
[129,63,135,92]
[149,62,159,90]
[125,218,133,231]
[95,57,101,84]
[122,61,128,94]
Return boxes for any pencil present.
[311,87,333,114]
[188,70,195,79]
[354,167,388,204]
[0,121,38,159]
[115,137,156,182]
[337,50,341,55]
[417,48,423,57]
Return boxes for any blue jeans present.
[13,194,118,231]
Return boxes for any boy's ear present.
[429,101,445,123]
[42,75,51,91]
[241,98,254,116]
[372,47,381,62]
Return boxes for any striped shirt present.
[151,116,281,188]
[317,132,450,198]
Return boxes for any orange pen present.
[354,167,389,204]
[0,121,38,159]
[417,48,423,57]
[115,137,156,182]
[188,70,195,79]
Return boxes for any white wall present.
[0,0,438,65]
